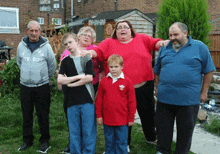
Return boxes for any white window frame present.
[38,18,44,25]
[53,3,60,9]
[0,7,20,34]
[53,0,59,1]
[39,5,51,11]
[40,0,50,4]
[52,18,62,25]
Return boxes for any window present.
[39,0,51,11]
[39,5,51,11]
[38,18,44,25]
[52,18,62,25]
[53,3,59,9]
[0,7,20,34]
[40,0,50,4]
[53,0,59,1]
[78,0,81,2]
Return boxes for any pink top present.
[92,33,162,85]
[60,45,99,85]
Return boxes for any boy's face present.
[108,61,123,78]
[63,36,78,53]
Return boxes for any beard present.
[171,39,183,49]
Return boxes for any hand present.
[128,122,134,126]
[57,84,62,91]
[80,49,90,57]
[97,118,103,125]
[158,40,170,47]
[200,92,207,102]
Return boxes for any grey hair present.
[27,20,41,30]
[77,26,96,43]
[171,22,188,33]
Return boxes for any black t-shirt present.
[59,55,95,107]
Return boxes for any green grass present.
[0,87,195,154]
[204,118,220,136]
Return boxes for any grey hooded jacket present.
[17,36,56,87]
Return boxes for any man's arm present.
[67,74,93,87]
[154,74,159,97]
[47,44,56,78]
[201,72,213,102]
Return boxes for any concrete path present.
[134,112,220,154]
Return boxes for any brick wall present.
[0,0,64,58]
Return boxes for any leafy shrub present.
[0,58,20,96]
[204,118,220,136]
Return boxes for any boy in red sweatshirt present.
[95,54,136,154]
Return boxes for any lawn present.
[0,86,195,154]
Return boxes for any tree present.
[157,0,211,46]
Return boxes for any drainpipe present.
[64,0,66,23]
[115,0,118,11]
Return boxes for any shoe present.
[127,145,130,152]
[63,143,70,153]
[146,140,157,145]
[18,143,32,151]
[37,142,51,153]
[156,151,163,154]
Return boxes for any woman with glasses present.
[87,20,169,153]
[59,26,102,153]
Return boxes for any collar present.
[107,72,124,83]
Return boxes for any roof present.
[144,13,158,22]
[86,9,154,23]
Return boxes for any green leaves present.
[157,0,211,46]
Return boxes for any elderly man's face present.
[27,24,41,42]
[169,24,187,49]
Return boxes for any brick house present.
[0,0,68,58]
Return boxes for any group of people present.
[16,19,215,154]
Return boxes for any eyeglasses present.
[82,33,93,39]
[116,26,130,30]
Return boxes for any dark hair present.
[111,20,136,39]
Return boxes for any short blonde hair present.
[108,54,123,66]
[77,26,96,43]
[62,32,77,44]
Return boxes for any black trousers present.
[20,83,51,144]
[155,102,199,154]
[128,80,156,145]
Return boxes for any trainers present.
[61,143,70,154]
[127,145,130,152]
[37,142,51,153]
[146,140,157,145]
[18,143,32,151]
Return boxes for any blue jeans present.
[67,103,97,154]
[104,124,128,154]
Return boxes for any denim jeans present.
[67,103,97,154]
[104,124,128,154]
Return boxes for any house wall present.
[0,0,64,58]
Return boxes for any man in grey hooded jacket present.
[17,20,56,152]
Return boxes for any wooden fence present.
[208,34,220,71]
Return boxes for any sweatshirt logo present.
[119,85,125,90]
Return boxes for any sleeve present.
[127,79,137,123]
[142,34,163,51]
[59,58,66,75]
[16,43,21,69]
[47,44,56,78]
[153,47,163,74]
[95,79,104,118]
[85,55,95,77]
[92,39,109,62]
[200,44,216,74]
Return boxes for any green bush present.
[204,118,220,136]
[0,58,20,96]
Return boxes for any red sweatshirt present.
[92,33,161,85]
[95,75,137,126]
